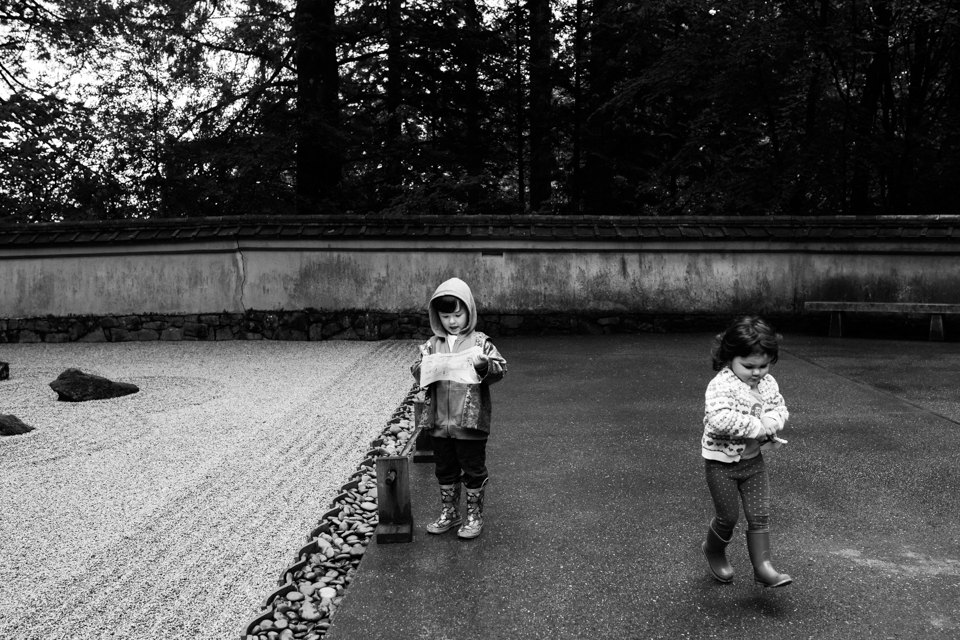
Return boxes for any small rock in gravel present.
[0,414,34,436]
[48,368,139,401]
[318,587,337,599]
[286,591,304,602]
[300,601,322,621]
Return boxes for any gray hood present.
[428,277,478,338]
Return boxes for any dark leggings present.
[705,454,770,535]
[432,437,488,489]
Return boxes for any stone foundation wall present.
[0,310,824,344]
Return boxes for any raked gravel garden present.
[0,340,419,640]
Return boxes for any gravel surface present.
[0,340,418,640]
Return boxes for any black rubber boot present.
[746,530,792,588]
[702,519,734,583]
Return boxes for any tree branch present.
[175,46,295,141]
[0,59,42,95]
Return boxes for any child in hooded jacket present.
[700,316,793,588]
[411,277,506,539]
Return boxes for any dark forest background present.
[2,0,958,222]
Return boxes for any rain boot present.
[702,519,734,583]
[746,530,792,588]
[457,479,487,539]
[426,482,462,534]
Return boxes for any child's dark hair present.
[432,295,465,314]
[711,316,782,371]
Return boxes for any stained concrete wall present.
[0,243,244,317]
[238,240,960,315]
[1,237,958,319]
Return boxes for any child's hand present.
[472,353,489,370]
[760,416,780,436]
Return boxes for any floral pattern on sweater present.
[701,367,789,462]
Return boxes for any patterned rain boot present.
[702,519,734,583]
[746,530,793,588]
[457,479,487,540]
[426,482,462,534]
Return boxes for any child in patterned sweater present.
[700,316,793,588]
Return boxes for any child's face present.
[730,351,773,388]
[439,305,468,335]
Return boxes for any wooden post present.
[829,311,843,338]
[413,429,434,462]
[412,399,434,463]
[930,314,945,341]
[375,456,413,543]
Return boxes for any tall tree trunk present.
[788,0,829,214]
[295,0,341,213]
[527,0,553,212]
[583,0,614,214]
[850,0,891,215]
[460,0,483,209]
[895,16,935,213]
[514,1,526,212]
[572,0,584,212]
[385,0,403,188]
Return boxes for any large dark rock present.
[0,361,8,380]
[0,414,34,436]
[49,368,139,402]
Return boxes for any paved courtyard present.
[327,334,960,640]
[2,334,957,639]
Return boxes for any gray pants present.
[705,454,770,534]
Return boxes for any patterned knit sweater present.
[702,367,789,462]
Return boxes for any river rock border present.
[240,384,420,640]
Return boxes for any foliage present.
[1,0,959,220]
[1,0,297,220]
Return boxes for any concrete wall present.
[1,235,958,319]
[0,243,243,317]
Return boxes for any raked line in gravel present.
[0,340,418,640]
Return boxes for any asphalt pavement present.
[326,333,960,640]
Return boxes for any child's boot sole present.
[426,518,462,535]
[457,524,483,539]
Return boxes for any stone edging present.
[0,310,830,344]
[240,384,420,640]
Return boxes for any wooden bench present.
[805,301,960,341]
